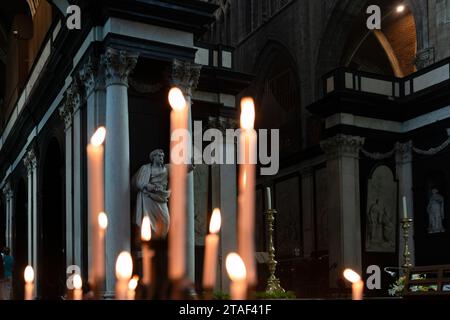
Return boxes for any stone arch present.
[315,0,428,83]
[38,137,65,299]
[251,40,303,154]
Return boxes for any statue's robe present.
[134,164,171,236]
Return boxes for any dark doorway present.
[14,179,28,300]
[40,138,65,299]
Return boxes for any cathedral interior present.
[1,0,450,301]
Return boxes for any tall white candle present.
[24,265,34,300]
[127,276,139,300]
[266,187,272,210]
[203,209,222,290]
[238,97,257,287]
[344,268,364,300]
[73,274,83,300]
[403,196,408,219]
[141,216,153,286]
[115,252,133,300]
[87,127,106,293]
[168,87,188,281]
[226,253,247,300]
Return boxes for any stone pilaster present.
[321,134,365,289]
[171,59,202,284]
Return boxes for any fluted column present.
[59,93,75,268]
[172,59,201,284]
[23,148,38,297]
[321,134,365,288]
[395,141,415,266]
[101,47,138,296]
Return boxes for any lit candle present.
[226,253,247,300]
[168,87,188,281]
[141,216,154,287]
[127,275,139,300]
[115,251,133,300]
[238,97,257,287]
[343,268,364,300]
[73,274,83,300]
[97,211,108,295]
[24,265,34,300]
[266,187,272,210]
[87,126,106,294]
[203,208,222,290]
[403,196,408,219]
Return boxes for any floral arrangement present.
[388,274,436,297]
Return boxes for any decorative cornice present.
[23,148,37,175]
[101,47,139,87]
[320,134,365,159]
[172,59,202,97]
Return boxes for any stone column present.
[320,134,365,288]
[395,141,415,266]
[65,82,83,268]
[59,95,74,268]
[300,167,315,258]
[2,183,13,250]
[79,55,107,290]
[23,148,37,296]
[101,47,138,296]
[172,59,201,283]
[208,116,238,293]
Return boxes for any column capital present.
[171,59,202,97]
[101,47,139,87]
[395,140,413,163]
[79,55,105,97]
[207,116,238,134]
[320,134,365,159]
[23,148,37,175]
[2,182,13,200]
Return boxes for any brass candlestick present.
[401,218,413,269]
[265,209,285,293]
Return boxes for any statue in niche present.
[133,149,195,237]
[427,188,446,234]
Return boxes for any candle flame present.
[168,87,186,111]
[226,253,247,282]
[240,97,255,130]
[209,208,222,234]
[128,275,139,291]
[73,274,82,290]
[90,126,106,146]
[24,265,34,283]
[343,268,361,284]
[116,251,133,280]
[141,216,152,241]
[98,212,108,230]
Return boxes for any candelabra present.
[401,218,413,269]
[265,209,285,293]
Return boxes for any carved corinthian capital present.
[320,134,365,159]
[59,81,82,130]
[101,47,139,87]
[172,59,202,97]
[23,148,37,175]
[395,141,413,164]
[79,55,104,96]
[2,182,13,201]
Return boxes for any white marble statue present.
[133,149,194,237]
[427,188,446,234]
